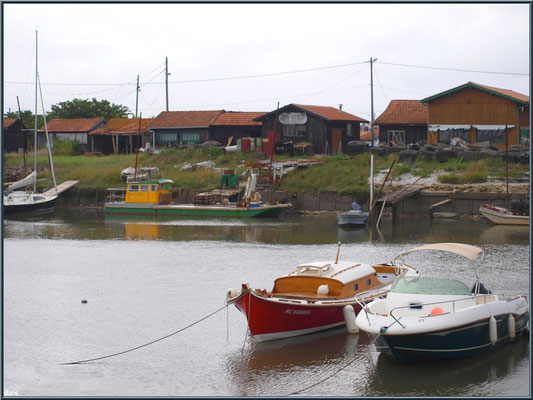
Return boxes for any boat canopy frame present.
[393,243,484,282]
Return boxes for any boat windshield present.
[391,276,471,296]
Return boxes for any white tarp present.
[394,243,484,262]
[279,112,307,125]
[428,125,471,131]
[473,125,513,130]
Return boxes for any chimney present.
[338,104,343,112]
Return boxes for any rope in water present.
[61,304,228,365]
[286,332,383,396]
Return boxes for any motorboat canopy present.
[394,243,484,263]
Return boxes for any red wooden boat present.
[227,251,418,342]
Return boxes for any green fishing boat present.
[104,173,291,218]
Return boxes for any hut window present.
[438,128,469,144]
[476,128,505,143]
[151,184,158,192]
[387,130,405,146]
[367,279,372,286]
[129,185,139,192]
[283,125,306,137]
[347,123,353,137]
[353,283,359,291]
[141,185,149,192]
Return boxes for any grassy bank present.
[4,149,528,197]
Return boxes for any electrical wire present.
[377,61,528,76]
[373,64,389,104]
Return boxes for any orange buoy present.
[430,307,443,316]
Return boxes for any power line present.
[373,64,389,104]
[377,61,529,76]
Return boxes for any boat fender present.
[317,284,329,295]
[508,314,516,340]
[343,305,359,334]
[430,307,444,316]
[226,288,238,300]
[489,315,497,345]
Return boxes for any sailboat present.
[3,31,59,215]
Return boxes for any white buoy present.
[226,288,238,300]
[343,305,359,334]
[489,315,497,345]
[317,284,329,295]
[508,314,516,340]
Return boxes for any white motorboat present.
[337,202,369,227]
[355,243,529,364]
[479,204,529,225]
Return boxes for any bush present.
[53,140,83,156]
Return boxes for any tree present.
[47,98,130,119]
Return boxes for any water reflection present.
[3,206,530,245]
[366,336,530,397]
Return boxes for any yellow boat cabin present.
[124,179,173,204]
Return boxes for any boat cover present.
[394,243,483,262]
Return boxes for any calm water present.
[3,207,531,397]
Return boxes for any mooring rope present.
[61,304,227,365]
[286,332,383,396]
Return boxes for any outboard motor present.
[471,281,492,294]
[351,202,362,211]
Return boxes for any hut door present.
[331,128,342,155]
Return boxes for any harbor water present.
[3,208,530,396]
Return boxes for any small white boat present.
[337,202,369,227]
[355,243,529,364]
[479,204,529,225]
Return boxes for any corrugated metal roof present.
[90,118,154,135]
[148,110,224,129]
[374,100,428,125]
[211,112,264,126]
[421,82,529,105]
[40,117,105,133]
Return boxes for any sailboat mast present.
[34,30,38,193]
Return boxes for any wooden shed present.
[3,118,28,153]
[148,110,224,147]
[89,118,154,155]
[210,111,264,146]
[254,104,368,155]
[374,100,428,146]
[421,82,529,148]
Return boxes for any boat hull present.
[371,312,529,364]
[3,195,57,215]
[337,210,369,227]
[229,289,362,342]
[104,202,291,218]
[479,205,529,225]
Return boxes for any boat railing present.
[387,294,498,329]
[106,187,126,203]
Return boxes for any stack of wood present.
[193,192,223,205]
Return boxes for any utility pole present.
[135,74,140,118]
[370,57,377,139]
[165,57,170,111]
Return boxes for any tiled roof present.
[40,117,105,133]
[293,104,368,122]
[360,125,379,140]
[421,82,529,105]
[375,100,428,125]
[3,118,17,128]
[90,118,154,135]
[472,82,529,104]
[212,112,264,126]
[148,110,224,128]
[254,104,368,123]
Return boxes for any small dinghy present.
[355,243,529,364]
[337,202,369,227]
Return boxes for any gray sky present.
[2,3,530,120]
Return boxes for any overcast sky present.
[2,3,530,121]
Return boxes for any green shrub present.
[53,140,83,156]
